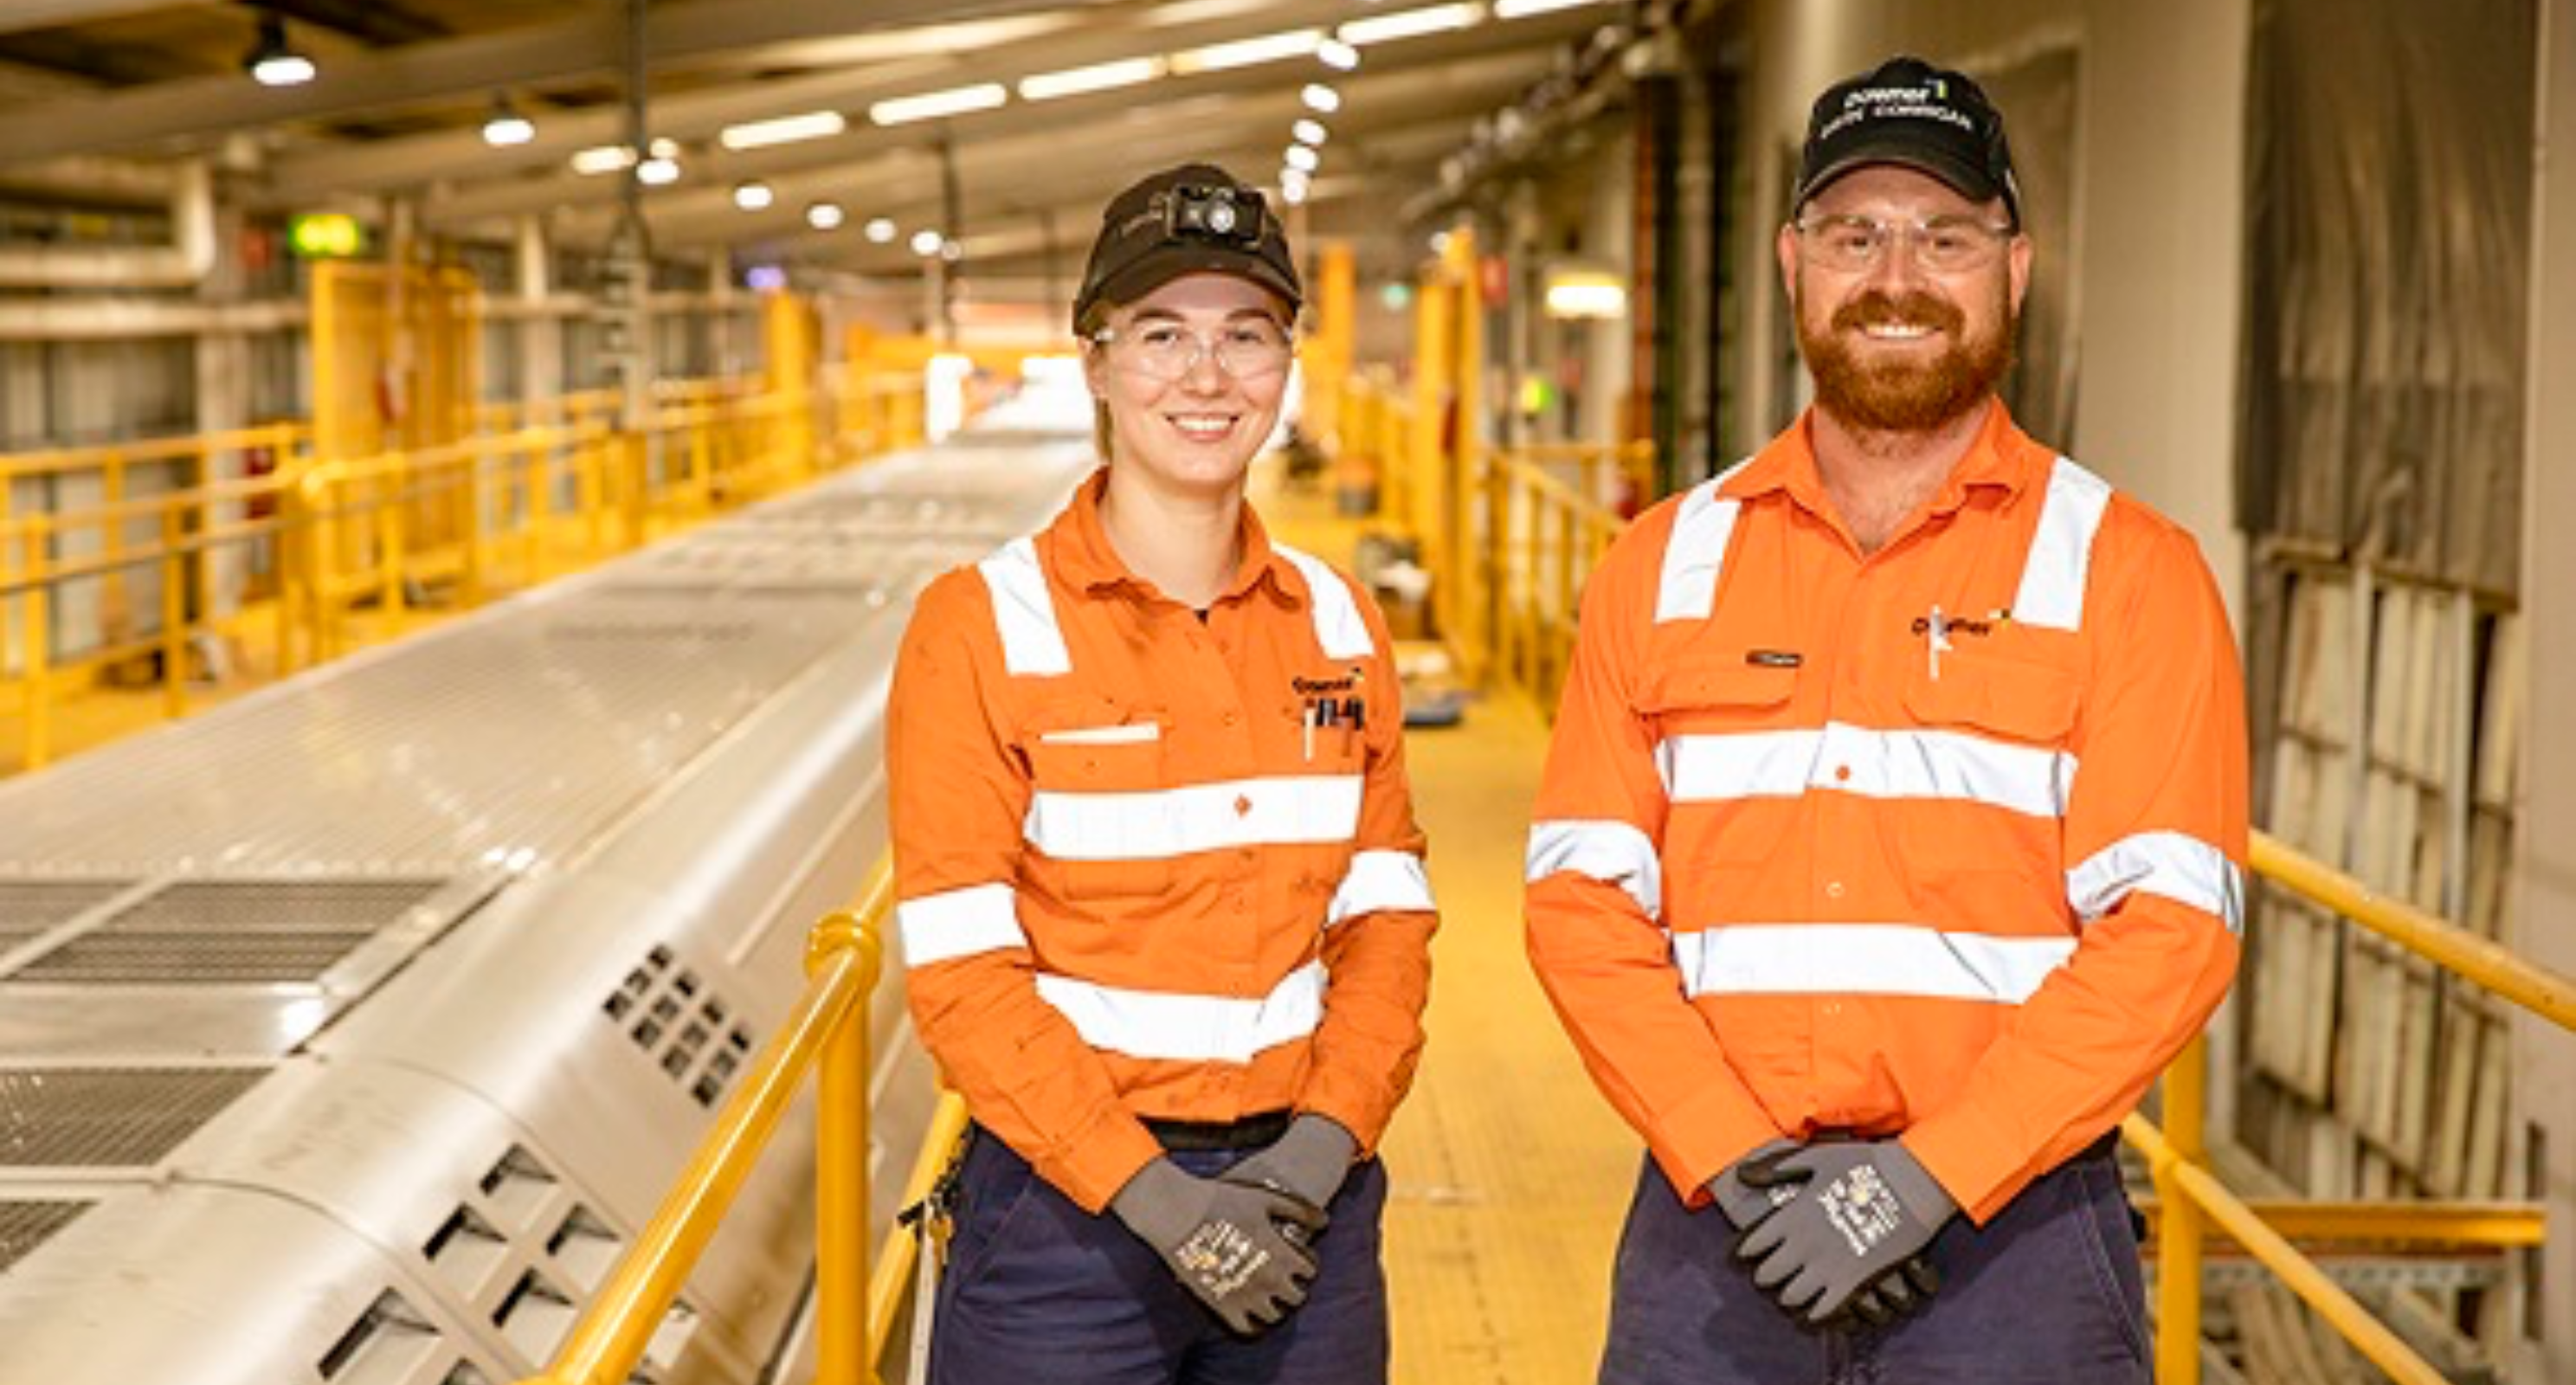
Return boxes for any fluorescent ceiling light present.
[1301,83,1341,113]
[1544,267,1626,319]
[1021,57,1166,100]
[1339,3,1482,45]
[911,229,946,257]
[870,84,1008,126]
[1317,38,1360,71]
[719,111,847,151]
[1292,119,1329,147]
[732,181,775,211]
[482,103,534,148]
[1284,144,1320,173]
[1278,175,1311,205]
[570,145,636,176]
[636,155,681,186]
[865,217,898,244]
[1494,0,1606,14]
[1172,29,1322,74]
[807,202,846,230]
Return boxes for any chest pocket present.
[1640,659,1800,865]
[1895,651,2080,910]
[1021,711,1174,903]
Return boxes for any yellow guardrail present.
[0,366,928,775]
[1347,363,2563,1383]
[518,862,975,1385]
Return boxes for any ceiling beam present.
[0,0,1081,165]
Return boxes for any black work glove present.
[1734,1139,1958,1328]
[1707,1137,1801,1231]
[1217,1114,1359,1228]
[1111,1156,1327,1336]
[1839,1255,1943,1329]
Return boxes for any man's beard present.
[1797,281,2016,434]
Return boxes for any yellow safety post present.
[19,527,50,771]
[378,464,409,639]
[2150,1034,2206,1385]
[866,1092,972,1356]
[1311,242,1356,482]
[1407,272,1453,629]
[810,869,887,1385]
[159,507,189,721]
[1444,228,1488,685]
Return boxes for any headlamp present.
[1162,184,1266,248]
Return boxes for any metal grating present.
[0,1066,267,1168]
[9,879,445,986]
[0,1199,91,1272]
[0,881,132,954]
[602,944,756,1108]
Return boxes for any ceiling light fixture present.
[807,203,846,231]
[636,151,681,186]
[1021,57,1167,101]
[1284,144,1320,174]
[1339,3,1483,46]
[1292,119,1329,147]
[1301,83,1342,113]
[482,93,535,148]
[870,84,1008,126]
[1317,38,1361,71]
[1493,0,1607,16]
[1172,29,1323,74]
[244,12,315,87]
[719,111,847,151]
[911,229,946,257]
[864,217,898,244]
[732,180,775,211]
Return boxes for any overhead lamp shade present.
[244,13,314,87]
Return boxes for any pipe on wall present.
[0,158,216,289]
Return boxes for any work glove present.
[1734,1139,1957,1329]
[1217,1113,1359,1221]
[1716,1140,1941,1329]
[1111,1156,1327,1336]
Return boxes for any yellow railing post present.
[2153,1034,2207,1385]
[159,507,189,721]
[810,906,878,1385]
[20,527,50,771]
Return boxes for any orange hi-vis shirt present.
[890,470,1438,1213]
[1526,403,2246,1225]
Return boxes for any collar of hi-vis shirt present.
[1720,398,2052,527]
[1048,466,1300,609]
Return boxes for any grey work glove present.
[1217,1114,1359,1220]
[1708,1137,1802,1230]
[1111,1156,1327,1336]
[1734,1139,1958,1328]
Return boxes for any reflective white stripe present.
[1526,819,1663,920]
[977,537,1072,676]
[1025,775,1364,860]
[1035,960,1326,1062]
[1655,474,1744,624]
[2012,458,2113,631]
[1659,723,2075,818]
[1671,924,2076,1003]
[897,883,1028,965]
[1039,722,1161,746]
[2068,831,2245,935]
[1274,544,1379,660]
[1325,849,1436,927]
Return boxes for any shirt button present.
[1823,1002,1842,1017]
[1234,795,1253,816]
[1833,765,1852,783]
[1825,880,1845,899]
[1222,710,1239,726]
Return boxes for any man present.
[1524,55,2246,1383]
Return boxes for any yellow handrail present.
[524,862,892,1385]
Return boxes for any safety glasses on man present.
[1793,212,2015,274]
[1090,317,1296,382]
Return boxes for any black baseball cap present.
[1793,55,2020,226]
[1072,163,1303,332]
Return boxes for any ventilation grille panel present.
[0,1066,267,1168]
[602,944,755,1108]
[9,879,444,986]
[0,1199,91,1272]
[0,881,132,955]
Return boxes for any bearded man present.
[1524,55,2250,1385]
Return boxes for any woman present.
[886,162,1439,1385]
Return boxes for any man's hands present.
[1111,1156,1326,1335]
[1733,1139,1957,1329]
[1709,1137,1802,1230]
[1218,1113,1358,1217]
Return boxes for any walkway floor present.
[1255,463,1639,1385]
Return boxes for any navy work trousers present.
[1599,1138,2150,1385]
[927,1129,1390,1385]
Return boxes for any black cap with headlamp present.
[1073,163,1304,332]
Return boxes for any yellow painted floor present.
[1255,461,1639,1385]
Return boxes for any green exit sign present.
[288,213,364,259]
